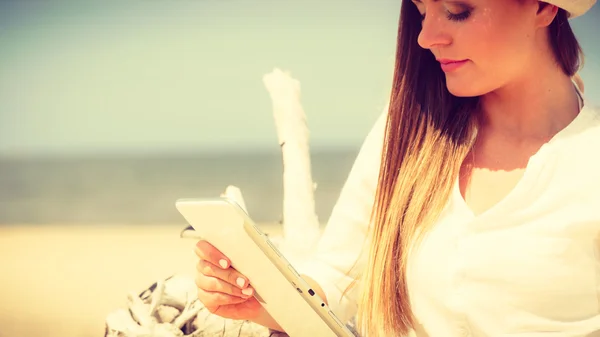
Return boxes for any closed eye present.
[446,9,471,21]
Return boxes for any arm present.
[296,109,387,324]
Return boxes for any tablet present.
[175,197,356,337]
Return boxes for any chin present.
[445,79,484,98]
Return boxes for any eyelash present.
[447,10,471,21]
[420,9,472,22]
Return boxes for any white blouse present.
[298,100,600,336]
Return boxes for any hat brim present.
[544,0,596,18]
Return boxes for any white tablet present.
[175,197,356,337]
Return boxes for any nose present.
[417,14,452,50]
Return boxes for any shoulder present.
[573,104,600,144]
[583,104,600,122]
[550,105,600,187]
[555,105,600,147]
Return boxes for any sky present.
[0,1,598,157]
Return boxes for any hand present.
[194,240,263,321]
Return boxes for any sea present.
[0,149,360,225]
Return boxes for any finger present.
[197,288,249,307]
[195,240,230,269]
[196,259,251,290]
[195,270,254,298]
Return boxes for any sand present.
[0,223,282,337]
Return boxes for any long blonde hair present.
[355,3,583,336]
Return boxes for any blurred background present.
[0,0,400,226]
[0,1,598,336]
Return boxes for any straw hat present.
[544,0,596,18]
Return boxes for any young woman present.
[194,0,599,335]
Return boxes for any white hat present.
[544,0,596,18]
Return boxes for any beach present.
[0,152,354,337]
[0,223,282,337]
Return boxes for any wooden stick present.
[160,274,198,311]
[173,299,203,329]
[148,279,165,318]
[105,309,145,335]
[262,68,321,266]
[127,292,156,328]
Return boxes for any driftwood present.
[105,274,286,337]
[105,68,328,337]
[262,69,321,267]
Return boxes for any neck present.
[478,62,580,142]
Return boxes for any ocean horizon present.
[0,149,360,226]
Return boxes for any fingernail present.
[236,277,245,288]
[242,288,253,296]
[219,259,228,269]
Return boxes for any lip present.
[437,59,469,72]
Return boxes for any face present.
[412,0,551,97]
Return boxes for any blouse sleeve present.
[296,110,387,324]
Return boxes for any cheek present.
[466,10,534,72]
[478,31,532,79]
[444,10,534,96]
[458,20,525,79]
[444,28,514,97]
[457,16,499,63]
[458,29,493,61]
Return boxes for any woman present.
[194,0,599,335]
